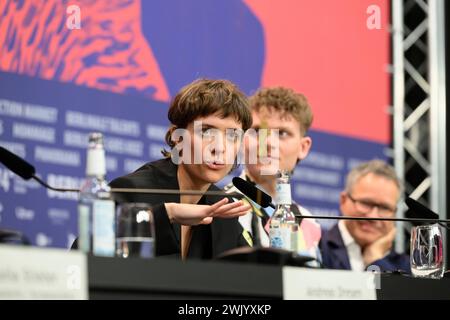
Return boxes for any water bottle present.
[269,170,298,251]
[78,132,115,256]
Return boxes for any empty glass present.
[116,203,155,259]
[410,223,445,279]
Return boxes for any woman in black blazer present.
[110,79,253,260]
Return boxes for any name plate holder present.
[283,267,377,300]
[0,245,88,300]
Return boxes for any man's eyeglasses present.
[346,193,396,217]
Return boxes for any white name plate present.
[283,267,377,300]
[0,245,88,300]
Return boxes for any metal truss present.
[392,0,446,253]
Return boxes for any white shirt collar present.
[338,220,357,247]
[338,220,365,271]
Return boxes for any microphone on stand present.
[404,197,449,229]
[0,146,245,198]
[405,196,439,220]
[231,176,450,225]
[219,177,450,268]
[0,146,79,192]
[232,177,275,209]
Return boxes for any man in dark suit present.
[320,160,410,273]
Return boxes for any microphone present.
[404,197,449,229]
[0,146,35,180]
[0,146,244,198]
[232,177,275,209]
[405,197,439,221]
[0,146,79,192]
[232,176,450,225]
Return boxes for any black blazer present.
[109,158,249,259]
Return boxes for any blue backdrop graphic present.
[0,1,389,248]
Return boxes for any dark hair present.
[162,78,252,157]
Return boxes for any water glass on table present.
[116,203,155,259]
[410,223,445,279]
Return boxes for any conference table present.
[88,255,450,300]
[1,245,449,300]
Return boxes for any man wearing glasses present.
[320,160,410,273]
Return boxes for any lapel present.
[152,159,227,253]
[324,224,352,270]
[150,159,237,258]
[203,183,224,258]
[147,159,182,244]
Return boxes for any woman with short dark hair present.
[111,79,252,259]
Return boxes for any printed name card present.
[0,245,88,300]
[283,267,377,300]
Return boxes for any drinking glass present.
[410,223,444,279]
[116,203,155,259]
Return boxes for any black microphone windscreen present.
[232,177,273,208]
[405,197,440,222]
[0,146,35,180]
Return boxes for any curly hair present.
[249,87,313,136]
